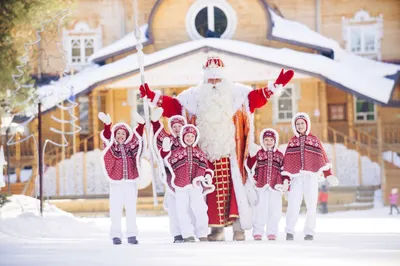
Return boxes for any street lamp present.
[1,113,13,194]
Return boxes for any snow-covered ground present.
[0,196,399,266]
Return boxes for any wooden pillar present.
[107,90,115,122]
[83,139,88,196]
[15,132,21,182]
[92,90,100,149]
[347,94,355,139]
[376,106,386,204]
[56,149,60,196]
[357,132,362,186]
[319,82,328,142]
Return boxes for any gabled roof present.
[38,38,399,114]
[88,24,149,63]
[265,8,400,79]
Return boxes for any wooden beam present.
[107,89,115,122]
[92,90,100,149]
[376,106,386,204]
[347,94,355,139]
[15,132,21,182]
[319,82,328,142]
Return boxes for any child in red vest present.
[151,107,195,243]
[98,112,145,245]
[282,112,339,241]
[246,128,286,241]
[160,124,214,242]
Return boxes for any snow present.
[9,169,32,183]
[268,8,400,78]
[38,37,396,114]
[383,151,400,168]
[1,202,399,266]
[88,24,149,63]
[0,195,101,239]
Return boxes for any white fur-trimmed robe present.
[175,82,255,230]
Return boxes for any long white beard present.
[196,80,236,162]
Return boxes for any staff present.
[133,0,158,207]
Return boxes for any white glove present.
[327,175,339,187]
[282,179,289,192]
[245,179,258,206]
[249,143,259,157]
[162,138,172,151]
[135,112,145,124]
[98,112,111,125]
[268,81,284,95]
[151,107,163,122]
[205,174,212,184]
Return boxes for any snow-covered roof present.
[38,37,398,113]
[268,8,400,78]
[88,24,149,63]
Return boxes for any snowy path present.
[1,207,400,266]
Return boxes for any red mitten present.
[139,84,146,98]
[274,69,294,86]
[144,83,155,101]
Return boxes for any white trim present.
[259,128,279,152]
[274,85,296,123]
[291,112,311,137]
[186,0,237,40]
[100,123,143,183]
[179,125,200,148]
[168,115,187,138]
[354,97,377,123]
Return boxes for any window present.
[275,87,296,122]
[348,26,377,54]
[355,98,375,122]
[128,89,145,126]
[328,104,346,121]
[63,22,102,68]
[78,96,89,134]
[342,10,383,60]
[186,0,237,40]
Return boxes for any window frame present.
[186,0,237,40]
[274,85,296,123]
[63,22,102,69]
[328,103,347,122]
[354,97,377,123]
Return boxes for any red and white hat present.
[112,123,133,144]
[168,115,187,137]
[203,55,226,80]
[260,128,279,152]
[179,124,200,147]
[292,112,311,137]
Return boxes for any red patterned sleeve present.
[135,122,145,137]
[152,120,171,151]
[102,123,112,140]
[317,138,333,178]
[248,88,274,113]
[246,155,257,169]
[160,149,171,159]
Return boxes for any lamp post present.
[1,114,13,194]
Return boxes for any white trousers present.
[109,181,138,239]
[166,192,197,237]
[175,187,208,239]
[253,188,282,236]
[285,174,319,236]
